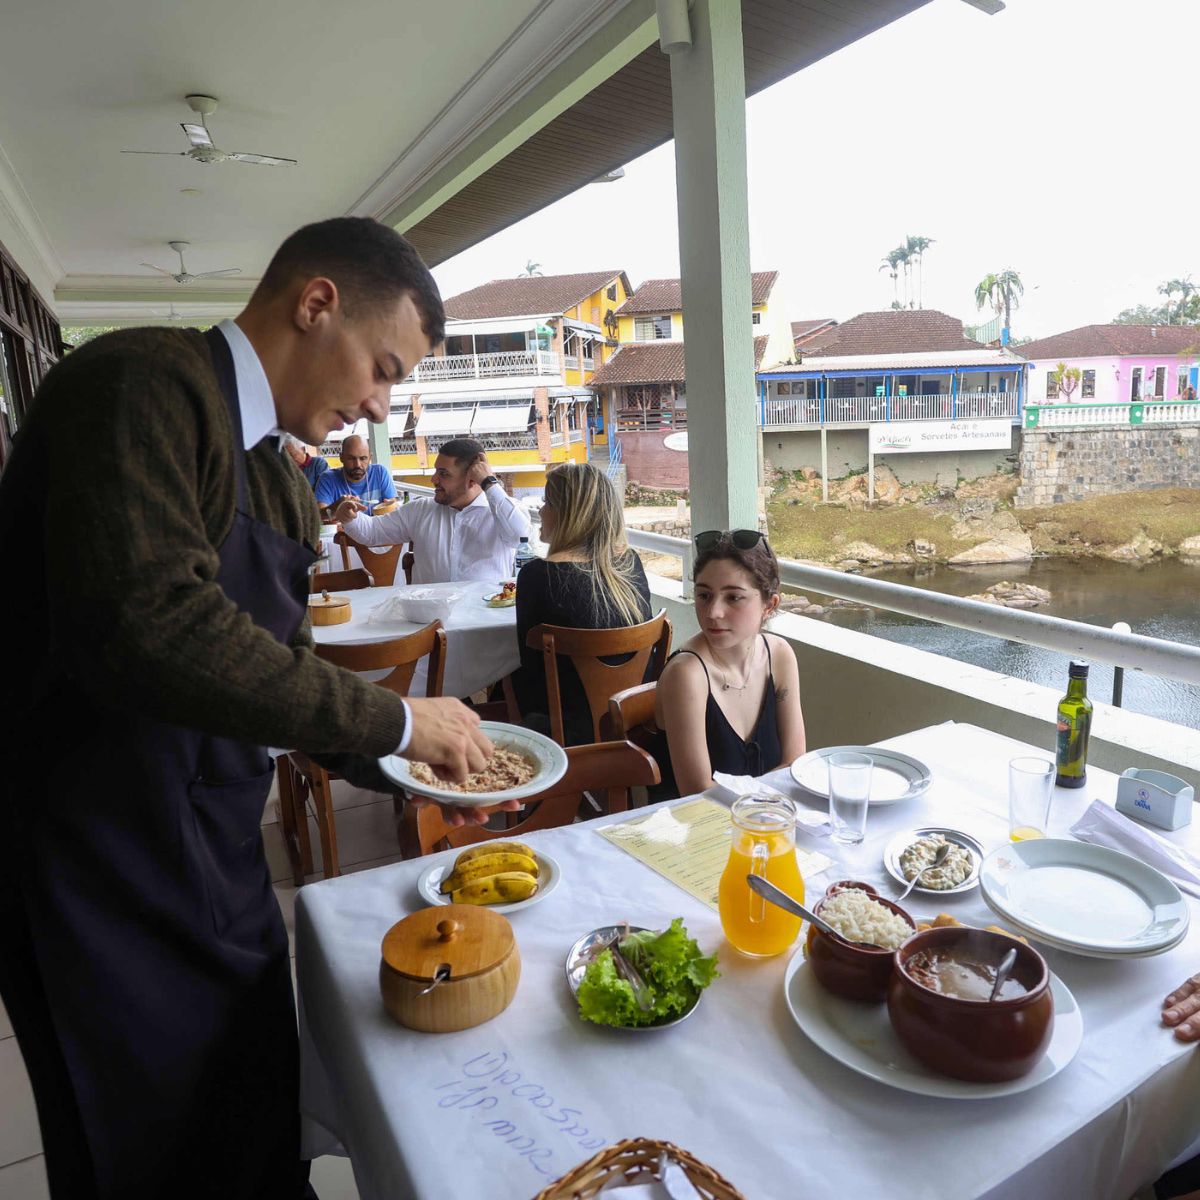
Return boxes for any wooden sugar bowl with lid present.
[308,590,351,626]
[380,905,521,1033]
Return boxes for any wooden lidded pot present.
[308,591,351,626]
[380,905,521,1033]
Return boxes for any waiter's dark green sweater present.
[0,326,407,757]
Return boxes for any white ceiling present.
[0,0,631,320]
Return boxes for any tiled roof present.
[792,318,837,343]
[590,336,769,386]
[618,271,779,315]
[442,271,630,320]
[801,309,983,357]
[1016,324,1200,360]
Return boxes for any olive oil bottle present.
[1054,660,1093,788]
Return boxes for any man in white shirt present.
[330,436,531,583]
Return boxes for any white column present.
[368,419,391,480]
[666,0,757,535]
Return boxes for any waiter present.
[0,218,503,1199]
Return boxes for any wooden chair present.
[603,681,660,753]
[526,611,672,746]
[307,567,372,593]
[402,545,415,585]
[397,739,660,857]
[277,621,447,884]
[334,530,403,586]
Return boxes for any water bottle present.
[513,536,535,576]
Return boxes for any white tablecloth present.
[295,722,1200,1200]
[311,580,519,698]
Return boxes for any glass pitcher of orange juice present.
[718,795,804,957]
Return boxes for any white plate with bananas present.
[416,840,562,914]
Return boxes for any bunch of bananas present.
[439,840,539,905]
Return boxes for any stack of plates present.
[979,839,1189,959]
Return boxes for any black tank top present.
[654,635,782,796]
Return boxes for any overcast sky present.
[431,0,1197,342]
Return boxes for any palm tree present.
[907,235,935,309]
[521,260,543,277]
[879,249,903,307]
[893,244,913,308]
[975,269,1025,337]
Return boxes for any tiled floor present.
[0,776,401,1199]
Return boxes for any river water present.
[823,558,1200,731]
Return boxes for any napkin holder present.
[1116,768,1193,832]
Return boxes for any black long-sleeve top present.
[512,555,652,745]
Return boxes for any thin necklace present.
[713,644,755,692]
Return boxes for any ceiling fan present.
[122,94,297,167]
[141,241,242,284]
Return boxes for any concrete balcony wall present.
[646,574,1199,790]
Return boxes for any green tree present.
[62,325,121,350]
[879,248,903,307]
[521,260,543,277]
[907,234,935,309]
[1157,277,1196,324]
[1049,361,1081,403]
[975,269,1025,336]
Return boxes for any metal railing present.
[564,355,579,370]
[606,437,623,481]
[389,438,417,454]
[410,349,560,382]
[760,390,1018,427]
[1025,400,1200,429]
[624,528,1200,686]
[391,478,436,499]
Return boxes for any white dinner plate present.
[416,849,561,914]
[979,838,1189,955]
[985,906,1190,960]
[378,722,568,807]
[790,746,932,806]
[883,827,984,896]
[783,955,1083,1100]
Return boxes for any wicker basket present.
[532,1138,746,1200]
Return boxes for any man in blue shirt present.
[315,433,395,518]
[283,434,330,491]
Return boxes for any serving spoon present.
[989,946,1020,1002]
[897,842,952,902]
[746,875,880,950]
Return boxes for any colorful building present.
[323,270,632,497]
[1016,324,1200,411]
[589,270,788,488]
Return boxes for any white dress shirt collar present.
[216,318,278,450]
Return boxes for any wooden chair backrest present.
[334,530,403,587]
[526,611,672,745]
[399,740,660,856]
[603,682,660,747]
[315,620,446,697]
[308,567,372,594]
[402,546,415,585]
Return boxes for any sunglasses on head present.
[693,529,767,552]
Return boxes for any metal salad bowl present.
[564,925,700,1031]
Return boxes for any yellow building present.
[589,271,788,487]
[323,270,632,497]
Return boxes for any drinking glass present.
[827,753,873,845]
[1009,756,1055,842]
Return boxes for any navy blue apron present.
[0,328,314,1198]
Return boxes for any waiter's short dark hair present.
[436,437,484,465]
[257,217,445,345]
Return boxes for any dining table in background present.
[311,579,519,699]
[295,721,1200,1200]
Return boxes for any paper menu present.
[597,798,832,910]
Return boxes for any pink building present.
[1019,324,1200,405]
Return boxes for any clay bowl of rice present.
[805,882,916,1003]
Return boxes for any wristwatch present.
[480,474,500,490]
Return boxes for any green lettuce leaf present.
[576,920,719,1028]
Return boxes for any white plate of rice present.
[378,722,568,807]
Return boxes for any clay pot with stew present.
[805,883,915,1004]
[888,926,1053,1083]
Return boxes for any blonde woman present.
[512,462,652,744]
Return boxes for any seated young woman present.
[653,530,806,797]
[511,462,652,745]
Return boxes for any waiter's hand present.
[1163,971,1200,1041]
[466,454,493,487]
[330,496,367,524]
[403,698,519,827]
